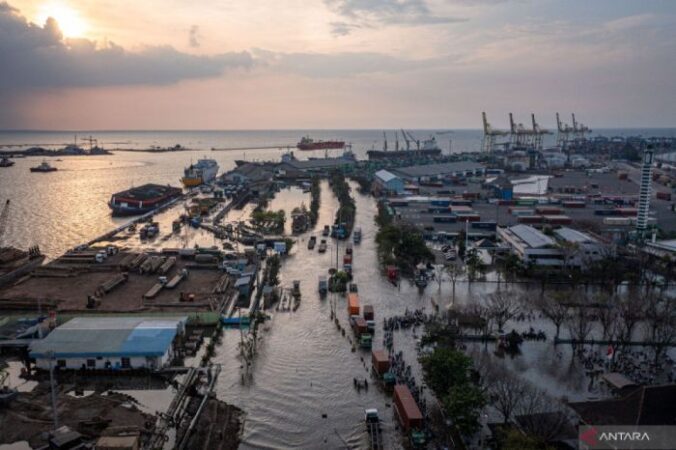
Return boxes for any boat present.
[296,136,345,151]
[108,184,182,216]
[308,235,317,250]
[181,158,219,187]
[353,227,362,244]
[29,160,57,172]
[367,134,442,160]
[0,157,14,167]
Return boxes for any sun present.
[37,2,88,38]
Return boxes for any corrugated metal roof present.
[375,170,399,183]
[510,224,555,248]
[30,316,186,358]
[555,227,596,244]
[393,162,485,178]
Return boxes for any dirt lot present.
[0,252,229,312]
[0,383,150,448]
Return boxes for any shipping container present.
[450,199,473,207]
[427,207,453,214]
[471,221,497,230]
[389,201,409,207]
[430,199,451,207]
[462,192,480,200]
[535,207,563,215]
[351,316,368,335]
[456,214,480,222]
[562,201,586,208]
[510,208,535,217]
[594,209,620,216]
[498,199,516,206]
[517,215,544,224]
[433,216,457,223]
[516,199,538,206]
[450,205,473,213]
[347,293,360,316]
[657,192,672,201]
[617,208,638,216]
[543,215,572,225]
[372,349,390,375]
[393,385,424,432]
[618,172,628,180]
[363,305,374,321]
[603,217,632,226]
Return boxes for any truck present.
[363,305,374,321]
[365,409,383,450]
[347,292,360,316]
[371,349,390,375]
[393,385,423,433]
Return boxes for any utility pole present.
[47,351,59,430]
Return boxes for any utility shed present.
[30,316,187,371]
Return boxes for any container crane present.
[556,113,573,147]
[400,129,411,151]
[509,113,533,147]
[531,113,552,150]
[572,114,591,140]
[481,112,509,153]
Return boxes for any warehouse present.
[392,161,485,182]
[497,224,564,267]
[373,170,405,195]
[30,316,187,370]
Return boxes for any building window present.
[121,357,131,368]
[86,359,96,368]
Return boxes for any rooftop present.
[554,227,598,244]
[375,169,399,183]
[393,161,485,178]
[507,224,556,248]
[30,316,187,358]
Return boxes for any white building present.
[498,224,563,267]
[553,227,607,267]
[30,316,187,370]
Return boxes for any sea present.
[1,128,674,258]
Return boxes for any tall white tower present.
[636,145,654,237]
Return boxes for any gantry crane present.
[481,112,509,153]
[531,113,552,149]
[572,114,591,140]
[556,113,574,147]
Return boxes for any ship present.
[296,136,345,151]
[367,131,442,160]
[0,157,14,167]
[29,161,57,172]
[108,183,183,216]
[181,159,219,187]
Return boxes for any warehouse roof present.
[393,161,485,178]
[555,227,598,244]
[509,224,555,248]
[375,169,399,183]
[30,316,187,358]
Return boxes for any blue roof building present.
[30,316,187,370]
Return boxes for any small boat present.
[30,160,57,172]
[308,235,317,250]
[0,157,14,167]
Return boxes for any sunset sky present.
[1,0,675,130]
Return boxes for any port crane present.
[531,113,552,149]
[509,113,535,147]
[481,112,509,153]
[572,114,591,140]
[556,113,574,147]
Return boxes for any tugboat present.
[30,160,57,172]
[0,157,14,167]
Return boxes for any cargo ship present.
[296,136,345,151]
[367,133,442,160]
[108,184,183,216]
[181,158,219,187]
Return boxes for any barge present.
[108,183,182,216]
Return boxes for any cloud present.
[188,25,200,48]
[324,0,466,33]
[0,3,252,90]
[252,48,446,78]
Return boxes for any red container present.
[372,349,390,375]
[393,385,423,432]
[657,192,672,201]
[562,201,586,208]
[498,200,515,206]
[617,208,638,216]
[457,214,480,222]
[344,254,352,265]
[352,317,367,335]
[363,305,374,321]
[517,215,544,224]
[536,207,562,215]
[347,293,360,316]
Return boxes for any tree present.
[457,230,466,260]
[443,383,486,436]
[498,252,524,282]
[515,389,573,443]
[465,248,485,282]
[501,429,554,450]
[483,290,520,333]
[535,292,569,340]
[595,293,620,341]
[617,294,644,344]
[486,365,528,423]
[446,263,465,306]
[565,305,594,347]
[643,293,675,363]
[419,347,472,395]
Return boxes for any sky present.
[0,0,675,130]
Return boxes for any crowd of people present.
[576,346,675,386]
